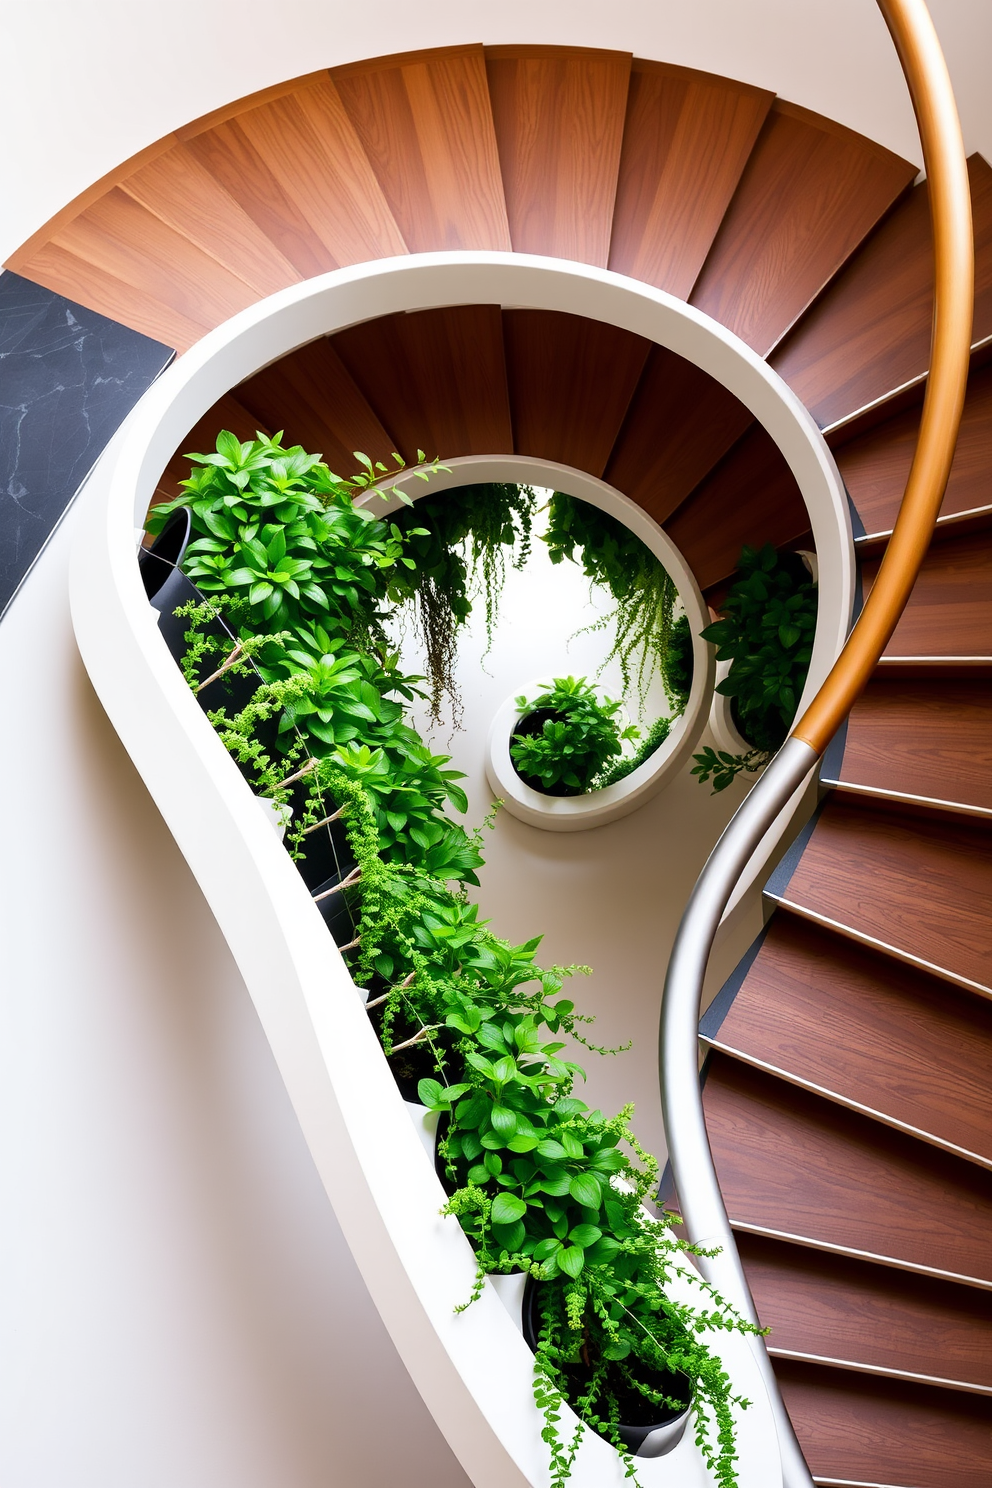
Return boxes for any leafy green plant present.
[689,745,771,795]
[594,714,672,791]
[543,494,688,708]
[510,677,639,796]
[700,544,817,755]
[153,434,757,1488]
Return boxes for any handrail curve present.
[659,4,975,1486]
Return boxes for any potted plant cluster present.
[692,544,817,793]
[144,430,760,1487]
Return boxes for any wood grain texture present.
[714,914,992,1162]
[773,153,992,428]
[703,1053,992,1281]
[740,1231,992,1388]
[834,359,992,538]
[235,338,397,472]
[332,46,511,252]
[485,45,631,267]
[776,1359,992,1488]
[603,348,753,520]
[834,677,992,810]
[502,308,650,474]
[331,305,512,461]
[861,529,992,660]
[777,798,992,992]
[663,423,809,591]
[608,60,772,297]
[689,100,916,356]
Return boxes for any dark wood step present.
[825,677,992,814]
[776,1359,992,1488]
[772,152,992,430]
[834,357,992,540]
[739,1232,992,1390]
[689,100,915,355]
[768,797,992,994]
[860,528,992,663]
[702,1053,992,1285]
[705,915,992,1165]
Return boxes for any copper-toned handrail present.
[794,0,974,752]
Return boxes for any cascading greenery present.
[543,492,689,710]
[388,482,538,724]
[149,432,758,1488]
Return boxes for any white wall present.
[0,507,473,1488]
[1,0,990,265]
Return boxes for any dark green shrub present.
[509,677,639,795]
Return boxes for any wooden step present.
[861,528,992,664]
[331,306,513,461]
[772,153,992,430]
[236,337,398,471]
[833,357,992,541]
[702,1053,992,1285]
[826,677,992,814]
[689,100,916,355]
[502,309,651,474]
[739,1231,992,1391]
[663,422,809,590]
[485,45,630,266]
[704,915,992,1165]
[331,46,511,253]
[767,797,992,994]
[776,1359,992,1488]
[608,59,772,297]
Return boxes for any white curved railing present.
[70,253,855,1488]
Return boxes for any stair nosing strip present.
[701,1036,992,1171]
[855,500,992,546]
[812,1478,926,1488]
[819,777,992,819]
[728,1222,992,1291]
[767,897,992,999]
[767,1347,992,1397]
[874,654,992,665]
[821,330,992,439]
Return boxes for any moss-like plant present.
[152,434,759,1488]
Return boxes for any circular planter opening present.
[510,707,590,798]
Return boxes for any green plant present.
[689,745,771,795]
[593,714,672,790]
[156,435,757,1488]
[699,544,817,756]
[509,677,640,796]
[543,494,688,708]
[389,482,538,722]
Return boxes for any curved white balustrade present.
[69,253,853,1488]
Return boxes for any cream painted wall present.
[0,507,472,1488]
[1,0,990,264]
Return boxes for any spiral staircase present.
[7,42,991,1488]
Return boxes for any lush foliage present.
[543,494,689,709]
[509,677,640,796]
[152,434,757,1488]
[700,544,817,756]
[594,714,672,791]
[389,483,538,723]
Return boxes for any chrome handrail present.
[659,4,974,1485]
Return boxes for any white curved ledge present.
[66,252,853,1488]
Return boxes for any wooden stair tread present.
[709,916,992,1164]
[739,1231,992,1389]
[236,338,398,471]
[485,45,631,267]
[772,152,992,429]
[861,529,992,661]
[772,797,992,992]
[776,1359,992,1488]
[834,358,992,540]
[831,677,992,812]
[703,1053,992,1283]
[332,46,511,254]
[608,59,772,297]
[502,308,651,474]
[330,305,513,461]
[689,100,916,355]
[663,422,809,591]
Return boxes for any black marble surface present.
[0,270,174,618]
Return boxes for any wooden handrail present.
[794,0,974,755]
